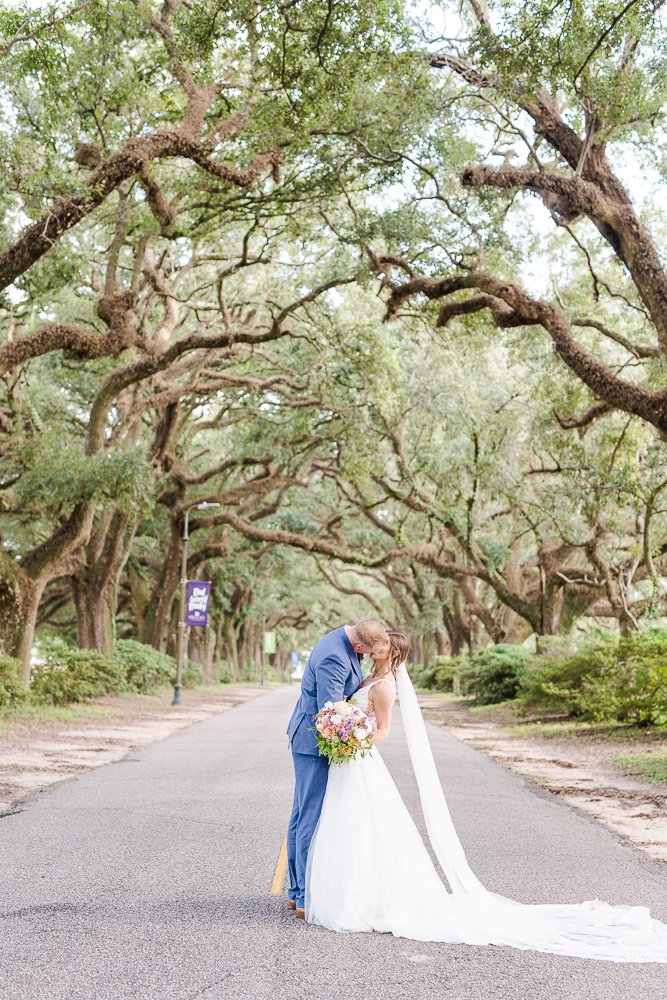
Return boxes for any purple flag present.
[185,580,211,626]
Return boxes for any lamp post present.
[172,500,220,706]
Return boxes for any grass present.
[0,680,265,732]
[501,718,667,742]
[414,688,459,700]
[418,690,667,744]
[0,702,116,730]
[515,770,549,785]
[614,751,667,783]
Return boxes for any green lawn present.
[614,752,667,783]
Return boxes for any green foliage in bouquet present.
[310,726,374,766]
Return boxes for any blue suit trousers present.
[287,750,328,908]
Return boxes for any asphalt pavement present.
[0,685,666,1000]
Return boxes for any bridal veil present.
[396,664,667,962]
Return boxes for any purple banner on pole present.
[185,580,211,626]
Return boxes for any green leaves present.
[15,434,152,515]
[472,0,667,135]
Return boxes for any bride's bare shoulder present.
[369,677,396,703]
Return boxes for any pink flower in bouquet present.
[309,698,375,765]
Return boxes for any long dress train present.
[305,670,667,963]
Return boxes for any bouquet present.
[309,699,375,765]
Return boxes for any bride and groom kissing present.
[285,619,667,962]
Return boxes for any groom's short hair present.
[353,619,388,647]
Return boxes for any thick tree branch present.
[0,119,274,292]
[375,257,667,435]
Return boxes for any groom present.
[286,619,390,917]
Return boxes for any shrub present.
[517,630,667,726]
[32,639,127,706]
[411,630,667,724]
[517,634,618,716]
[0,654,28,710]
[413,656,460,692]
[113,639,175,693]
[183,660,204,688]
[240,658,260,682]
[572,660,667,725]
[458,645,530,705]
[217,660,234,684]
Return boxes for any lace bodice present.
[352,676,396,714]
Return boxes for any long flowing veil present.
[395,663,488,897]
[395,664,667,962]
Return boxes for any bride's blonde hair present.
[387,631,409,677]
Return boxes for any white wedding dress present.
[305,667,667,962]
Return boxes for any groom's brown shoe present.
[295,907,305,920]
[287,900,296,910]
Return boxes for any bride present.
[305,631,667,963]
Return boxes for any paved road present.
[0,687,665,1000]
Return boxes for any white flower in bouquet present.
[309,699,375,765]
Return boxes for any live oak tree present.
[374,0,667,435]
[4,0,667,679]
[0,0,419,678]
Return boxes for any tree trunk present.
[127,560,151,640]
[222,618,240,677]
[442,606,468,656]
[412,633,424,666]
[0,554,45,682]
[276,649,289,681]
[14,578,47,683]
[0,552,32,661]
[499,608,532,645]
[189,627,216,683]
[69,509,137,657]
[144,519,182,651]
[434,627,449,656]
[71,579,116,657]
[6,501,97,683]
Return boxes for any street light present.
[172,500,221,706]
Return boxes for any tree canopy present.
[2,0,667,683]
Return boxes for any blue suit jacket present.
[287,626,363,756]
